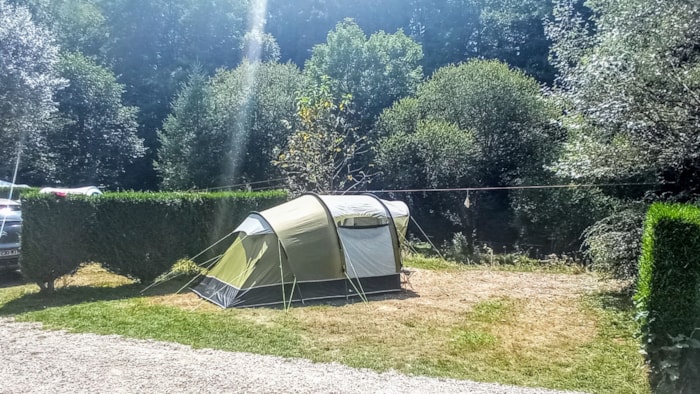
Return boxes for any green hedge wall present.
[0,187,40,200]
[20,191,287,290]
[635,203,700,393]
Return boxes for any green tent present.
[193,193,409,308]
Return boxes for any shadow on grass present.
[0,277,190,316]
[0,270,27,289]
[272,288,420,309]
[595,288,635,313]
[1,276,420,314]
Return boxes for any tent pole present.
[156,253,224,300]
[337,236,368,304]
[142,235,246,295]
[346,257,368,304]
[278,239,288,311]
[140,252,223,295]
[286,277,297,310]
[344,272,368,304]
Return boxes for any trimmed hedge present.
[20,190,287,291]
[635,203,700,393]
[0,186,39,200]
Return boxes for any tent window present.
[337,216,389,228]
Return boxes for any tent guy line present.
[334,182,666,194]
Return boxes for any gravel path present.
[0,317,583,394]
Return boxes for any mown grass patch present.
[403,254,586,274]
[0,263,649,393]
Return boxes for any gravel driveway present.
[0,318,582,394]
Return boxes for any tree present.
[304,19,423,131]
[9,0,109,56]
[266,0,413,66]
[376,59,561,249]
[274,80,374,195]
[409,0,555,82]
[241,31,281,63]
[157,61,306,190]
[99,0,251,189]
[0,0,65,179]
[28,53,145,187]
[376,119,479,251]
[547,0,700,278]
[549,0,700,191]
[156,67,214,190]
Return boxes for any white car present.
[0,180,30,189]
[0,198,21,272]
[39,186,103,196]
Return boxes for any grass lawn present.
[0,257,650,393]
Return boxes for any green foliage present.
[209,61,306,185]
[157,61,306,190]
[409,0,555,81]
[12,0,109,55]
[549,0,700,198]
[19,190,287,290]
[582,203,646,280]
[0,0,65,179]
[377,120,476,189]
[635,203,700,392]
[156,67,215,190]
[304,19,423,129]
[169,259,205,276]
[241,31,281,63]
[0,187,39,200]
[511,186,615,255]
[20,196,95,292]
[415,60,560,184]
[25,52,145,187]
[98,0,252,188]
[273,79,374,195]
[376,59,561,250]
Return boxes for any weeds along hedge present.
[20,191,287,290]
[635,203,700,393]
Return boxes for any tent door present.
[337,226,396,278]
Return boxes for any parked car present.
[0,199,22,272]
[0,180,30,189]
[39,186,102,196]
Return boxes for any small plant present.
[171,259,205,276]
[444,232,471,263]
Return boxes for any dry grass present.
[3,261,647,392]
[55,263,135,288]
[146,267,630,383]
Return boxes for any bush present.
[634,203,700,392]
[582,204,646,280]
[20,196,94,292]
[20,190,287,290]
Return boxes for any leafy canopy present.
[305,19,423,129]
[0,0,65,178]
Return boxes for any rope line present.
[333,182,663,194]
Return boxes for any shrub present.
[582,204,646,280]
[20,196,94,292]
[20,190,287,290]
[634,203,700,392]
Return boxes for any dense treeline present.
[1,0,699,275]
